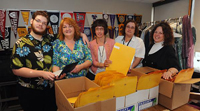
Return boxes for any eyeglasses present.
[126,25,135,29]
[34,19,47,26]
[95,27,104,31]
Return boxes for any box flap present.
[159,79,174,98]
[176,78,200,84]
[133,67,159,74]
[129,69,145,80]
[55,77,86,98]
[85,77,100,90]
[55,82,74,111]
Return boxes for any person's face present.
[95,26,105,38]
[153,26,164,43]
[62,22,75,37]
[31,15,48,35]
[125,22,135,37]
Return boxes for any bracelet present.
[168,70,173,74]
[168,69,177,76]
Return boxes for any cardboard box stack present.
[134,67,200,110]
[55,69,162,111]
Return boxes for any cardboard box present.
[133,67,200,110]
[116,86,159,111]
[117,69,160,111]
[55,77,116,111]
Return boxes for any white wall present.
[0,0,152,49]
[193,0,200,51]
[0,0,153,23]
[154,0,189,21]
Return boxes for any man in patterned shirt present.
[11,11,57,111]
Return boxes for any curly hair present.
[121,20,139,37]
[149,21,174,46]
[58,17,80,41]
[32,11,49,25]
[91,19,108,36]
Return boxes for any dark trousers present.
[86,71,95,80]
[17,84,57,111]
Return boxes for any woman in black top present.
[142,22,181,79]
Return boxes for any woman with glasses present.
[115,20,145,70]
[86,19,115,80]
[52,17,92,79]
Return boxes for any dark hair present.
[32,11,49,24]
[149,21,174,46]
[58,17,80,41]
[91,19,108,36]
[122,20,139,37]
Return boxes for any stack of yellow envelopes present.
[74,85,114,108]
[94,70,126,86]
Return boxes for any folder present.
[106,42,135,75]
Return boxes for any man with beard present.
[10,11,57,111]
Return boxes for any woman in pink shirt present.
[86,19,115,80]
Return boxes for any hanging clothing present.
[182,15,194,68]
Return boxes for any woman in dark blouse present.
[142,22,181,79]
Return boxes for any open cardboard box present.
[55,77,116,111]
[133,67,200,110]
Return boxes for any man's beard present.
[31,24,47,35]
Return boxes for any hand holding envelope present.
[106,42,136,75]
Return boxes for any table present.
[143,104,199,111]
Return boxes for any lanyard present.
[122,36,132,46]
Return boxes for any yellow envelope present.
[106,42,135,75]
[110,76,137,97]
[174,68,194,83]
[94,70,126,86]
[137,72,162,90]
[74,85,114,108]
[68,96,78,107]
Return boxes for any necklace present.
[96,37,106,63]
[98,46,105,63]
[122,36,132,46]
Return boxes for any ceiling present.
[120,0,162,3]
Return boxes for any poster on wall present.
[116,14,127,36]
[109,14,116,28]
[134,14,142,25]
[0,9,6,39]
[108,26,115,39]
[17,26,28,38]
[86,12,102,26]
[102,14,109,23]
[127,15,134,20]
[47,11,60,35]
[115,27,119,38]
[74,12,86,33]
[84,27,92,41]
[61,11,73,19]
[8,10,19,38]
[21,10,30,30]
[0,27,11,49]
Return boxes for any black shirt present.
[142,44,181,71]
